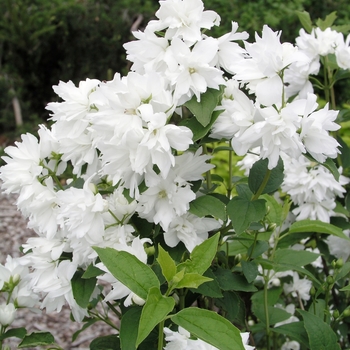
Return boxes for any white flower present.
[232,25,305,106]
[150,0,220,45]
[165,37,225,103]
[326,230,350,261]
[283,272,312,302]
[164,327,254,350]
[281,340,300,350]
[137,171,196,231]
[0,303,16,326]
[336,34,350,69]
[164,213,220,252]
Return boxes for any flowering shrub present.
[1,1,350,349]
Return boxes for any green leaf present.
[18,332,55,348]
[247,240,269,259]
[274,249,320,267]
[136,287,175,347]
[316,11,337,31]
[296,11,313,33]
[180,110,222,142]
[94,247,159,300]
[337,136,350,169]
[90,335,120,350]
[189,195,226,221]
[261,194,283,226]
[340,284,350,291]
[71,270,97,308]
[214,291,242,322]
[253,304,292,326]
[157,245,177,283]
[0,327,26,341]
[214,269,257,292]
[241,260,259,283]
[184,87,224,127]
[288,220,349,240]
[175,273,212,289]
[248,157,284,195]
[227,197,266,234]
[190,269,223,297]
[120,307,142,350]
[171,308,245,350]
[177,233,220,275]
[82,264,105,279]
[298,309,341,350]
[72,319,99,342]
[304,153,340,181]
[273,322,309,346]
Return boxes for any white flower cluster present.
[0,0,348,339]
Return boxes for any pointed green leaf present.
[157,245,177,283]
[189,195,226,221]
[253,304,292,326]
[177,233,220,275]
[273,322,309,346]
[274,249,320,267]
[72,319,99,342]
[190,269,223,297]
[120,307,142,350]
[175,273,212,289]
[136,287,175,347]
[71,270,97,308]
[227,197,266,234]
[0,327,26,341]
[296,11,313,33]
[82,263,104,279]
[18,332,55,348]
[241,260,259,283]
[316,11,337,30]
[288,220,349,240]
[298,309,341,350]
[90,335,120,350]
[94,247,159,300]
[261,194,283,226]
[180,110,222,141]
[248,157,284,195]
[214,268,258,292]
[184,87,224,127]
[171,308,245,350]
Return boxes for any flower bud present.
[335,258,344,269]
[333,309,340,319]
[0,303,16,326]
[326,275,334,286]
[132,294,145,306]
[342,308,350,318]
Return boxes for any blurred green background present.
[0,0,349,143]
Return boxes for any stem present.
[202,144,212,191]
[263,274,271,350]
[158,319,165,350]
[252,169,271,201]
[227,149,233,198]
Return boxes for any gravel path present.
[0,191,118,349]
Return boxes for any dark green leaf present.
[94,248,159,300]
[18,332,55,348]
[337,136,350,168]
[82,264,105,279]
[274,249,320,267]
[120,307,142,350]
[171,308,245,350]
[72,319,99,342]
[227,197,266,234]
[180,110,222,142]
[136,287,175,347]
[248,157,284,195]
[71,270,97,308]
[247,240,269,259]
[253,304,292,326]
[90,335,120,350]
[176,273,212,289]
[190,269,223,298]
[214,268,257,292]
[0,327,26,341]
[241,260,259,283]
[298,309,341,350]
[273,322,309,346]
[214,291,242,322]
[189,195,226,221]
